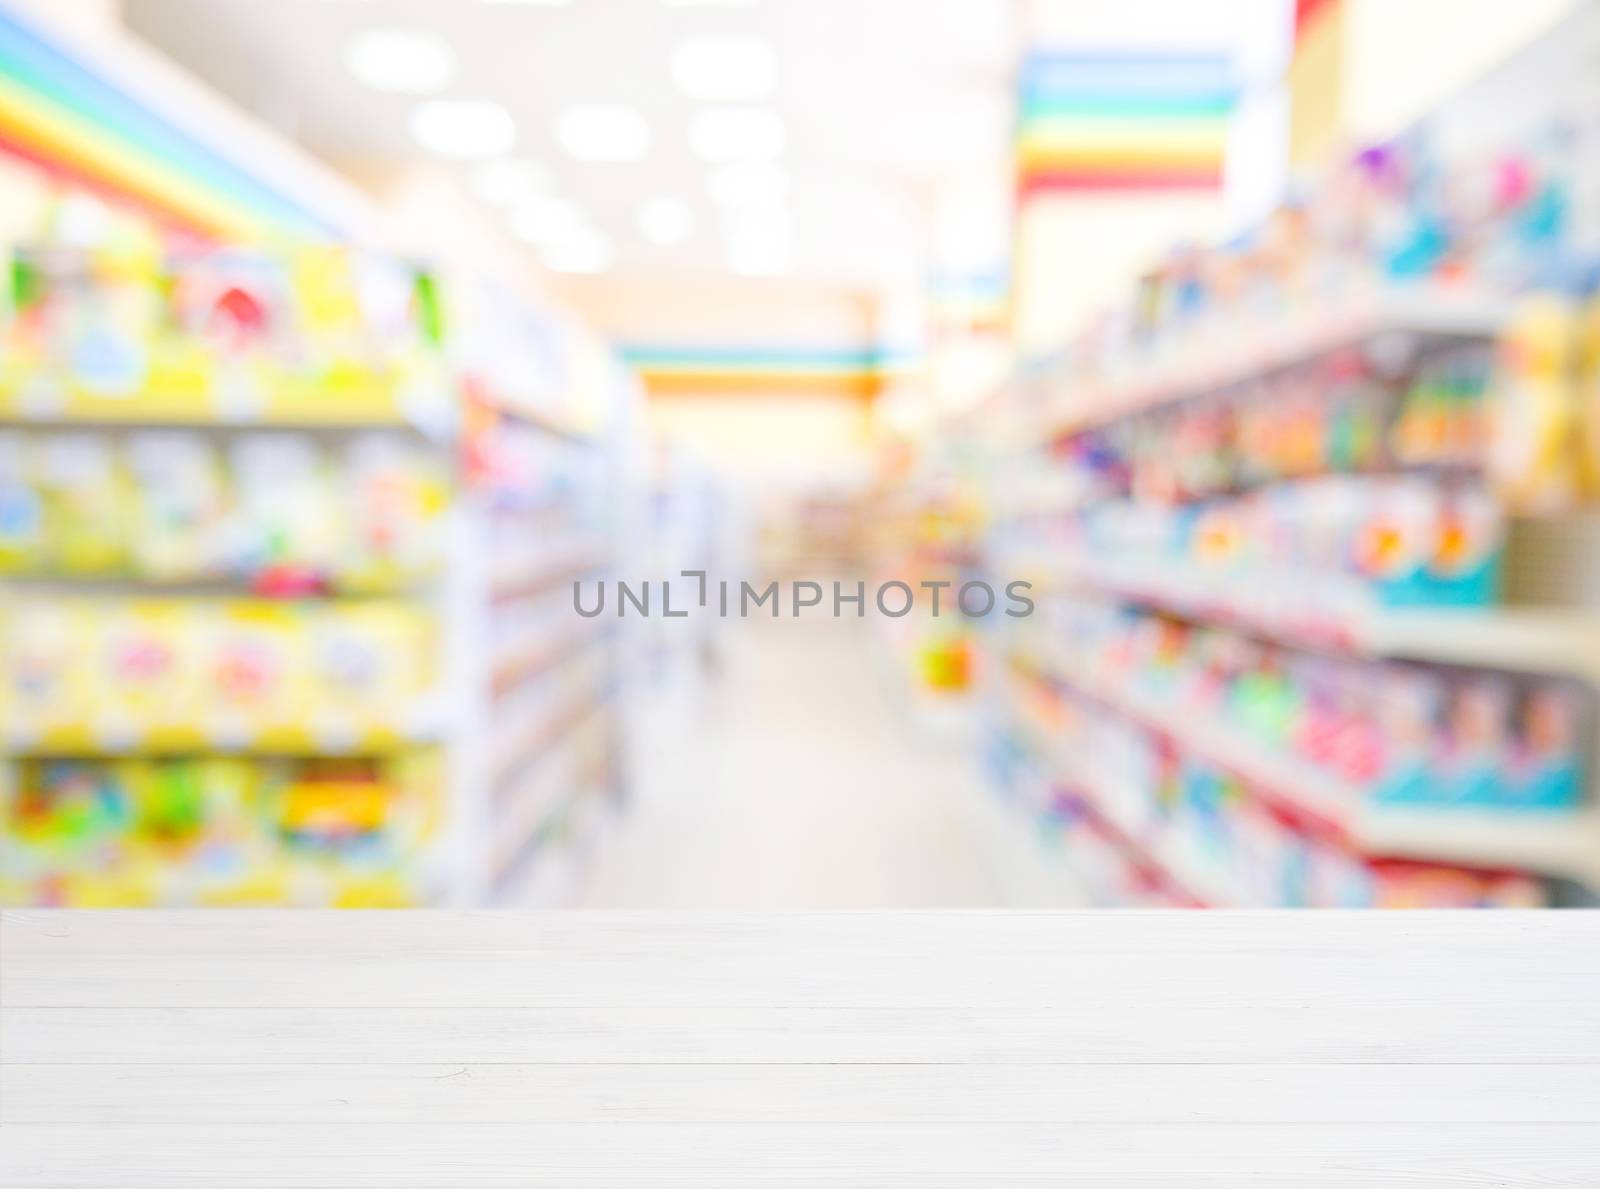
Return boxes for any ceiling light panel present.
[344,28,457,94]
[671,35,779,101]
[708,162,789,208]
[689,106,785,163]
[540,226,615,274]
[638,197,694,245]
[724,207,794,275]
[508,195,587,245]
[474,158,547,206]
[409,100,517,158]
[557,105,652,162]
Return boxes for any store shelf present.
[490,677,617,789]
[1025,649,1598,882]
[1030,648,1353,828]
[4,709,444,756]
[489,699,616,885]
[1059,789,1215,908]
[0,2,638,909]
[0,374,453,432]
[1365,608,1600,683]
[489,622,612,701]
[0,573,438,600]
[1019,555,1600,684]
[1043,288,1506,438]
[488,548,607,604]
[1355,805,1600,884]
[1006,706,1243,906]
[494,401,606,446]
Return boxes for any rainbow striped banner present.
[620,344,917,399]
[1017,51,1235,195]
[0,6,335,240]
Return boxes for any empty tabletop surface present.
[3,909,1600,1187]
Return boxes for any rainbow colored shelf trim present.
[0,6,335,240]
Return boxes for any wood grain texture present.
[3,910,1599,1187]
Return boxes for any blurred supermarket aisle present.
[11,0,1600,912]
[577,617,1076,909]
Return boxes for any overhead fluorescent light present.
[344,28,457,94]
[410,100,517,158]
[540,227,615,274]
[508,195,586,245]
[726,237,792,276]
[689,106,785,163]
[474,158,547,206]
[638,197,693,246]
[724,209,793,276]
[671,35,779,101]
[556,105,652,162]
[708,162,788,208]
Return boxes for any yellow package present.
[289,246,366,370]
[1487,295,1583,513]
[37,434,129,574]
[200,602,308,734]
[99,602,198,739]
[1578,294,1600,499]
[307,602,434,727]
[2,601,96,735]
[0,432,45,572]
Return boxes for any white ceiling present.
[122,0,1021,286]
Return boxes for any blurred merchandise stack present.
[637,445,724,689]
[981,35,1600,907]
[868,436,987,734]
[752,481,871,583]
[0,224,638,906]
[454,288,635,906]
[0,10,645,906]
[0,229,446,906]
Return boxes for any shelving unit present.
[1013,642,1600,886]
[470,410,628,903]
[1012,553,1600,683]
[0,6,641,907]
[981,96,1600,907]
[1033,288,1508,440]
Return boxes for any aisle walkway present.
[579,619,1080,908]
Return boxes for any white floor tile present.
[578,619,1085,908]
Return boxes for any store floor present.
[575,618,1085,908]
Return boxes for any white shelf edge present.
[1040,288,1508,438]
[1355,806,1600,884]
[1002,709,1243,905]
[1362,608,1600,684]
[1013,556,1600,686]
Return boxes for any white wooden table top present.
[3,910,1599,1187]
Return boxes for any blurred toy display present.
[1029,126,1579,419]
[1,598,436,748]
[980,113,1600,908]
[986,708,1544,909]
[1011,474,1504,628]
[0,192,635,908]
[868,432,989,714]
[0,428,447,592]
[1019,596,1587,814]
[1,750,442,907]
[1,240,449,421]
[1023,341,1510,519]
